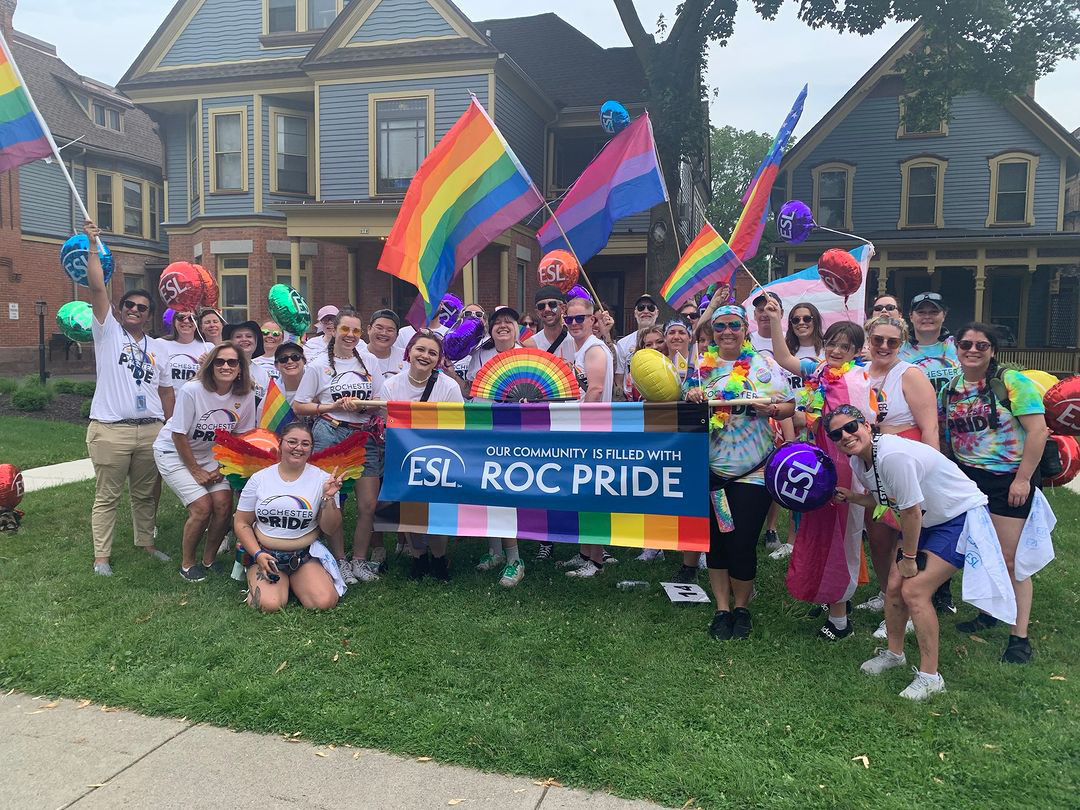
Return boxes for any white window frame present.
[269,107,315,196]
[209,107,249,194]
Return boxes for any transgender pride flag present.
[538,113,668,262]
[743,244,874,334]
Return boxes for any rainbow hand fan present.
[469,348,580,402]
[214,430,368,494]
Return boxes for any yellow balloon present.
[630,349,682,402]
[1022,369,1059,397]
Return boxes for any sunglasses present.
[681,311,701,321]
[521,321,537,329]
[870,335,902,350]
[175,314,194,323]
[957,339,992,352]
[872,303,898,312]
[713,320,744,332]
[212,357,240,368]
[463,310,484,319]
[261,329,282,337]
[790,315,814,325]
[276,353,303,364]
[337,326,363,337]
[122,300,149,313]
[564,314,589,325]
[537,301,561,311]
[826,420,862,441]
[636,303,657,313]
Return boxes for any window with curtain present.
[268,0,296,33]
[213,113,243,192]
[995,162,1029,223]
[218,257,249,323]
[375,98,427,195]
[275,114,308,194]
[816,170,848,229]
[307,0,336,29]
[95,173,113,231]
[905,165,938,226]
[123,179,143,237]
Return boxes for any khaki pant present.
[86,420,162,558]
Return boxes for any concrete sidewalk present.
[22,457,95,493]
[2,693,665,810]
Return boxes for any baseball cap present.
[752,290,782,308]
[488,305,520,329]
[634,293,657,307]
[534,285,567,304]
[316,305,339,321]
[910,292,946,311]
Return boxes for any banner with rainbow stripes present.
[376,402,710,551]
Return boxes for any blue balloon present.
[60,234,114,287]
[600,101,630,135]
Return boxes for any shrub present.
[0,377,17,396]
[12,384,52,412]
[73,381,96,397]
[80,399,92,419]
[54,380,79,395]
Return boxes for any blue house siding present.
[19,160,77,238]
[159,0,310,67]
[493,79,545,187]
[263,95,314,212]
[202,96,256,216]
[350,0,456,42]
[318,75,487,200]
[163,115,188,224]
[790,91,1062,234]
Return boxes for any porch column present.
[289,237,301,290]
[499,247,509,306]
[877,250,889,296]
[462,258,476,305]
[974,248,986,321]
[347,248,357,308]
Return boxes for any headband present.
[663,319,690,334]
[711,304,747,322]
[824,404,868,425]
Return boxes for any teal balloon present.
[60,234,114,286]
[268,284,311,336]
[56,300,94,342]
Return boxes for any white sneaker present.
[338,559,358,585]
[860,647,907,675]
[476,552,505,571]
[352,559,380,583]
[566,560,602,578]
[856,591,886,612]
[601,550,618,565]
[499,560,524,587]
[873,618,915,640]
[769,543,794,560]
[899,668,946,701]
[557,555,590,570]
[635,549,665,562]
[696,552,706,569]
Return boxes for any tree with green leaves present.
[613,0,1080,289]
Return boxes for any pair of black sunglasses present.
[826,420,861,441]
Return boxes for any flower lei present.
[797,358,861,429]
[700,341,755,431]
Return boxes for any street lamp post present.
[34,300,47,386]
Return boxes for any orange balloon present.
[537,250,581,294]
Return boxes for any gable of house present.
[349,0,458,44]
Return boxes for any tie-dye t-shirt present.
[941,369,1045,472]
[691,352,794,484]
[899,338,959,393]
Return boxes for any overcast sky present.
[16,0,1080,135]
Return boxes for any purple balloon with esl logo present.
[764,442,837,512]
[162,308,176,334]
[775,200,815,244]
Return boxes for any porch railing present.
[997,349,1079,376]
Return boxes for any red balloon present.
[1044,377,1080,436]
[1045,434,1080,487]
[537,250,581,294]
[818,249,862,298]
[0,463,24,509]
[195,264,218,309]
[159,262,205,311]
[239,429,280,455]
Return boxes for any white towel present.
[310,539,348,597]
[957,507,1017,625]
[1015,489,1056,581]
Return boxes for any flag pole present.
[0,32,100,246]
[540,200,606,309]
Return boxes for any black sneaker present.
[601,550,618,565]
[808,603,827,618]
[957,613,1000,634]
[709,610,734,640]
[817,619,854,641]
[1001,635,1033,664]
[204,561,225,575]
[763,529,781,550]
[430,555,451,583]
[674,564,697,584]
[408,555,429,582]
[731,607,753,640]
[179,565,207,582]
[534,542,553,562]
[932,579,957,615]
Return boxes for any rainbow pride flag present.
[378,98,544,323]
[537,112,668,262]
[258,379,295,432]
[376,401,710,551]
[0,33,53,172]
[729,85,807,261]
[659,223,739,308]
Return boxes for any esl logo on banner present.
[403,445,465,488]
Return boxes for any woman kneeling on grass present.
[827,405,1001,700]
[233,423,346,612]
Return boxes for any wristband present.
[253,549,268,561]
[901,552,917,560]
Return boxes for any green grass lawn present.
[0,414,87,469]
[1,482,1077,809]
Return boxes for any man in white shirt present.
[523,285,576,367]
[83,221,172,576]
[614,292,659,393]
[750,290,783,356]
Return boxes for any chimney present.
[0,0,15,41]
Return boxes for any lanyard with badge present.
[868,432,893,521]
[125,332,149,412]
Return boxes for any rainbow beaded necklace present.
[699,341,755,431]
[797,359,859,429]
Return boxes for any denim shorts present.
[312,418,383,478]
[919,512,967,569]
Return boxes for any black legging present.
[706,479,774,580]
